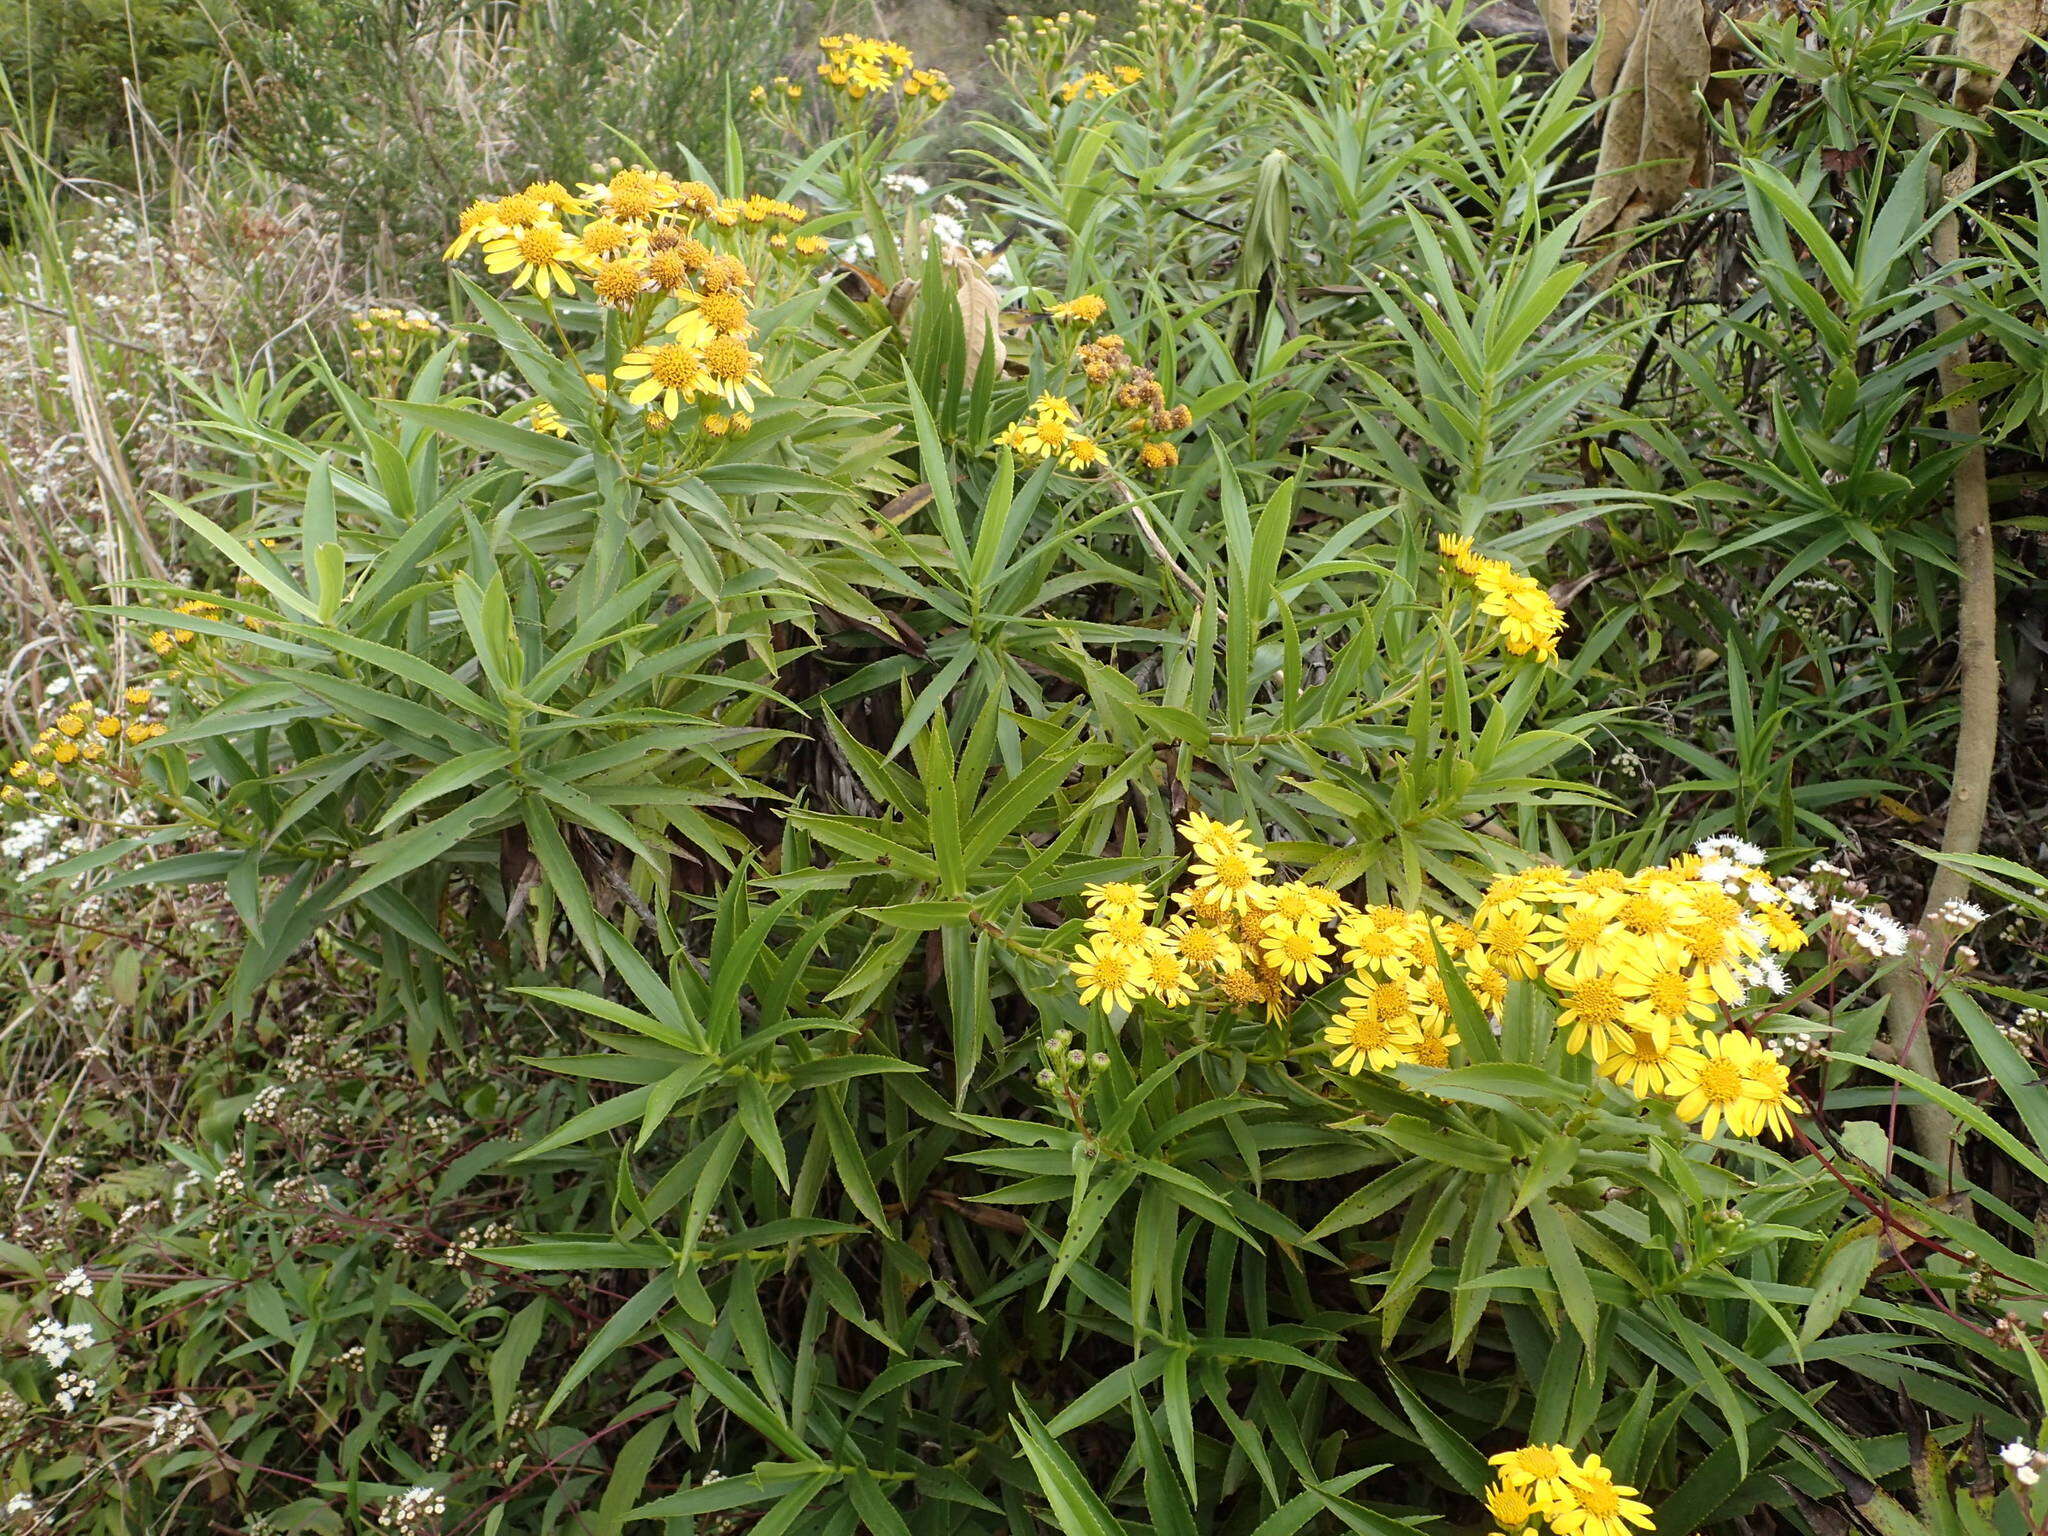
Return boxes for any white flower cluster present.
[2,1492,31,1518]
[2002,1440,2048,1485]
[1830,901,1910,957]
[24,1319,93,1368]
[51,1268,91,1299]
[377,1485,446,1533]
[54,1370,98,1413]
[1932,898,1987,929]
[140,1397,202,1450]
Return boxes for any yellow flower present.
[1663,1029,1769,1140]
[1554,968,1631,1058]
[443,197,498,260]
[794,234,831,256]
[1138,440,1179,470]
[1165,916,1239,974]
[1598,1026,1697,1097]
[698,334,769,412]
[615,342,710,415]
[664,289,757,347]
[1536,904,1620,983]
[1259,916,1334,987]
[588,258,650,308]
[1489,1445,1581,1511]
[1138,948,1195,1005]
[1061,435,1107,472]
[1736,1045,1801,1138]
[1049,294,1108,324]
[1614,944,1718,1046]
[1484,1479,1543,1536]
[1755,903,1806,952]
[1070,933,1144,1013]
[1403,1021,1458,1067]
[527,400,571,438]
[1188,843,1272,912]
[482,220,578,298]
[1324,991,1416,1074]
[1082,881,1154,921]
[579,167,673,223]
[1033,392,1080,421]
[1551,1455,1656,1536]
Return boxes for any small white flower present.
[1696,834,1767,866]
[2002,1440,2035,1468]
[52,1268,91,1299]
[2,1492,31,1515]
[2019,1466,2040,1487]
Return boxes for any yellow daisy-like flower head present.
[1615,944,1719,1047]
[1599,1026,1696,1098]
[615,341,709,416]
[588,258,649,308]
[1484,1479,1542,1536]
[1070,933,1144,1014]
[1189,843,1273,913]
[1138,440,1180,471]
[482,220,578,298]
[1555,967,1631,1059]
[1552,1455,1656,1536]
[1324,995,1415,1075]
[1165,916,1240,975]
[1138,948,1195,1006]
[526,400,571,439]
[1736,1045,1801,1139]
[1489,1445,1581,1511]
[665,288,757,346]
[698,334,768,411]
[580,167,672,223]
[1259,916,1334,987]
[1082,881,1154,921]
[1049,294,1108,324]
[574,215,639,264]
[444,197,498,260]
[1061,435,1107,472]
[1665,1029,1768,1140]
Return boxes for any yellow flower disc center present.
[1699,1059,1744,1101]
[702,336,753,381]
[647,344,702,389]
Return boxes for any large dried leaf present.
[948,249,1007,383]
[1539,0,1577,68]
[1951,0,2044,112]
[1582,0,1710,244]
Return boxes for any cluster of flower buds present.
[1033,1027,1111,1093]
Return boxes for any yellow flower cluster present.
[3,685,166,805]
[1069,816,1810,1142]
[816,35,951,102]
[1058,65,1143,101]
[148,598,223,657]
[1489,1445,1656,1536]
[1439,535,1568,663]
[992,312,1193,476]
[443,168,805,433]
[749,75,806,104]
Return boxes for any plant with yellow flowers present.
[2,685,168,812]
[1439,534,1569,663]
[1487,1445,1657,1536]
[438,165,828,455]
[1072,810,1820,1143]
[991,309,1194,477]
